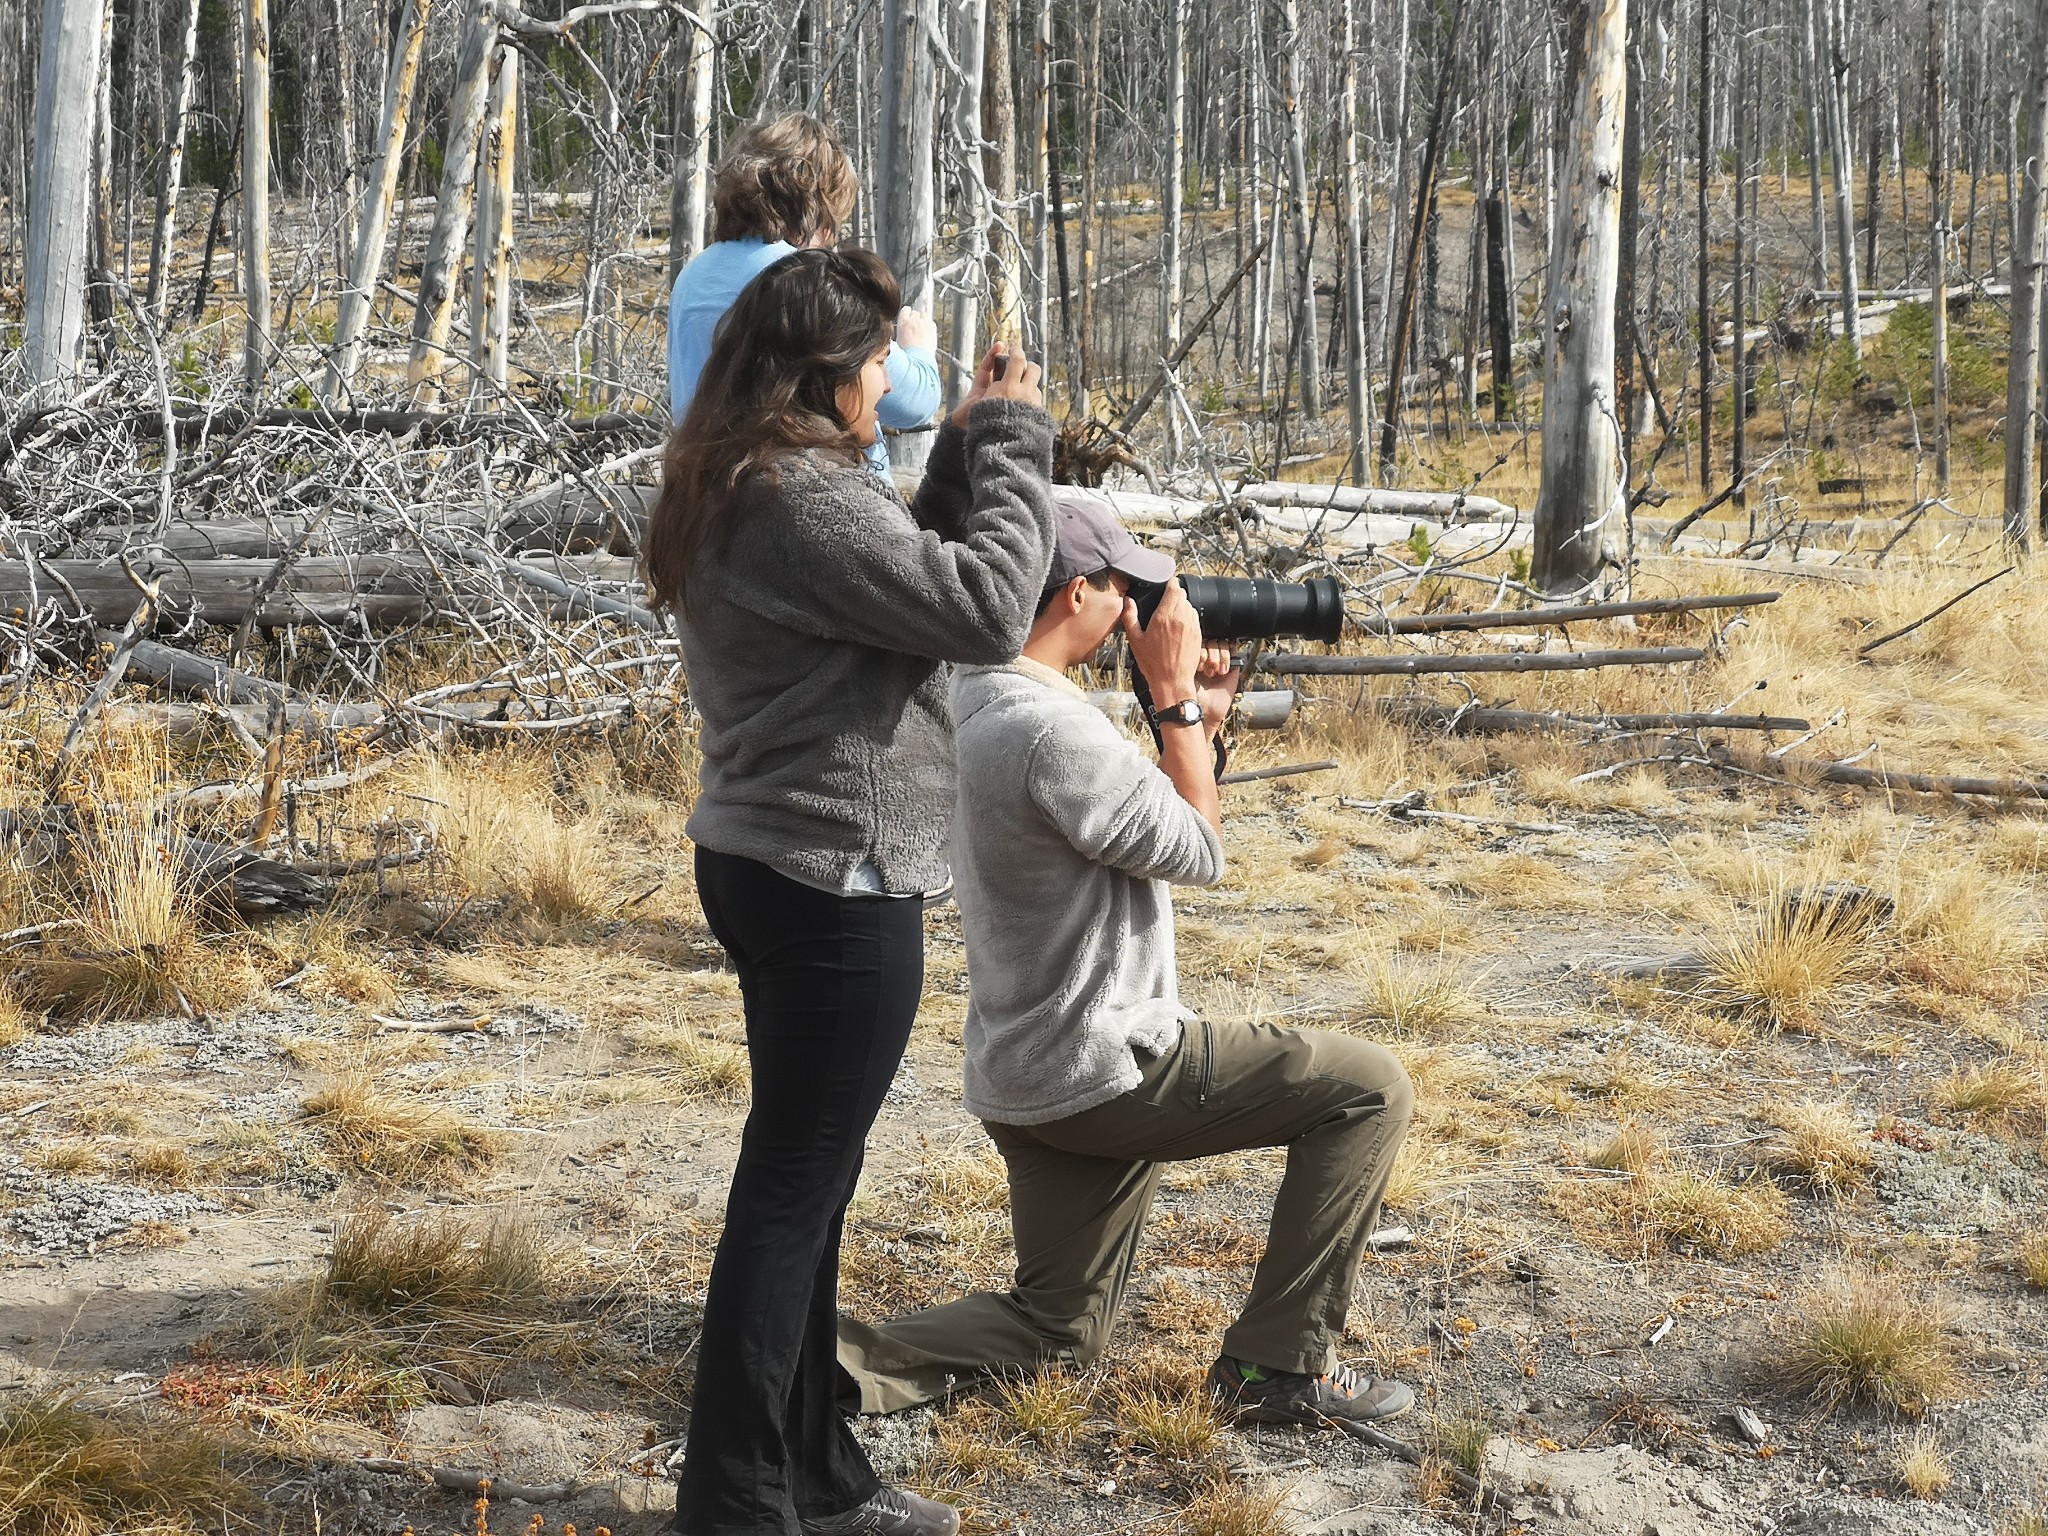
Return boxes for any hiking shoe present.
[1207,1355,1414,1426]
[800,1485,961,1536]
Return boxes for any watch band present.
[1151,698,1204,727]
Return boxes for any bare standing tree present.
[471,42,518,396]
[25,0,106,389]
[242,0,273,394]
[670,0,718,279]
[323,0,435,401]
[2004,0,2048,545]
[145,0,204,321]
[1928,0,1950,492]
[405,0,500,396]
[1532,0,1628,592]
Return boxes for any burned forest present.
[1,0,2047,1531]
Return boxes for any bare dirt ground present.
[4,543,2046,1536]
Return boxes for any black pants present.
[675,848,925,1536]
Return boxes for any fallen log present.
[1792,760,2048,801]
[1259,646,1705,677]
[133,407,658,444]
[1392,704,1811,735]
[0,809,326,916]
[118,637,297,705]
[1360,591,1778,635]
[122,483,661,561]
[1234,481,1518,525]
[1,553,639,627]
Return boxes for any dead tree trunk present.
[85,0,114,365]
[1531,0,1628,593]
[947,0,991,415]
[1819,0,1862,361]
[1695,0,1712,487]
[2005,1,2048,547]
[1732,0,1749,509]
[1928,0,1949,491]
[145,0,203,320]
[333,0,359,256]
[1614,0,1649,467]
[404,0,499,396]
[669,0,717,278]
[983,0,1022,342]
[1274,0,1321,417]
[242,0,273,395]
[1337,0,1372,481]
[1800,0,1831,297]
[470,42,517,396]
[323,0,435,400]
[1377,0,1468,480]
[1161,0,1187,455]
[879,0,939,461]
[1485,191,1515,417]
[25,0,106,389]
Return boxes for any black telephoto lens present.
[1131,575,1345,644]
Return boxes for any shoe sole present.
[1213,1386,1417,1427]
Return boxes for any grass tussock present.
[2018,1232,2048,1289]
[1113,1382,1224,1463]
[1341,947,1481,1035]
[1893,1428,1952,1499]
[995,1370,1092,1451]
[1699,890,1878,1029]
[1584,1120,1663,1178]
[918,1399,1028,1486]
[298,1074,499,1181]
[0,1396,249,1536]
[319,1207,554,1318]
[1768,1101,1874,1193]
[1649,1171,1790,1257]
[919,1144,1011,1219]
[1935,1059,2045,1137]
[1177,1476,1290,1536]
[1780,1272,1958,1414]
[126,1142,194,1190]
[627,1017,751,1099]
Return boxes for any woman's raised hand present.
[950,343,1045,425]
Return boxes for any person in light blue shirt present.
[668,113,941,477]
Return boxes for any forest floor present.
[3,526,2046,1536]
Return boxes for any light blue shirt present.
[666,236,942,477]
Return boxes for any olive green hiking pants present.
[838,1019,1413,1413]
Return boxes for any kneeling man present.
[840,492,1415,1428]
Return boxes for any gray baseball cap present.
[1045,488,1176,589]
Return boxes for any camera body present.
[1130,574,1345,645]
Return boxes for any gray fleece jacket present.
[951,658,1225,1125]
[677,400,1055,894]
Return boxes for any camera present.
[1130,575,1345,645]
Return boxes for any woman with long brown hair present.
[647,246,1053,1536]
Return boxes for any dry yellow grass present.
[1780,1272,1958,1414]
[1113,1381,1224,1462]
[1584,1120,1662,1178]
[1698,889,1878,1029]
[995,1370,1092,1451]
[298,1074,499,1181]
[319,1207,554,1318]
[1935,1059,2044,1137]
[627,1016,751,1099]
[1648,1170,1790,1258]
[126,1142,194,1190]
[1340,946,1482,1035]
[1893,1428,1952,1499]
[1177,1476,1290,1536]
[1768,1101,1874,1194]
[0,1396,248,1536]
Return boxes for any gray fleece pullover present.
[951,658,1225,1125]
[677,401,1055,895]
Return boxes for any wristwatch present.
[1151,698,1204,728]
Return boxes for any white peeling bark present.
[1531,0,1627,594]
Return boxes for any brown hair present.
[644,247,900,612]
[711,113,860,245]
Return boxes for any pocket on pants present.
[1177,1017,1216,1112]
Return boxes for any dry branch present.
[1391,704,1812,735]
[1359,591,1779,635]
[1259,646,1705,677]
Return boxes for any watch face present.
[1158,700,1203,725]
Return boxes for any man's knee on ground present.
[1013,1289,1119,1366]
